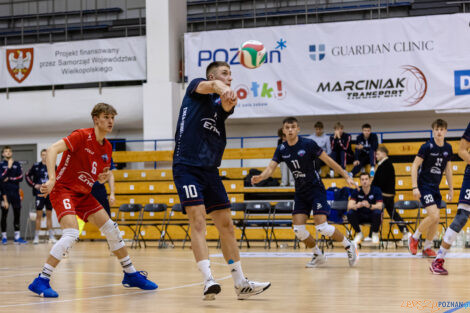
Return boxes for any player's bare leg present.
[211,208,270,300]
[34,210,43,244]
[292,214,325,268]
[87,209,157,289]
[313,215,359,267]
[46,210,56,243]
[186,204,220,300]
[409,205,439,257]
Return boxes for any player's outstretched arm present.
[458,138,470,165]
[319,151,355,188]
[411,156,423,200]
[251,160,278,186]
[445,161,454,201]
[40,139,68,197]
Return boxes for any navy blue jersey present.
[0,160,23,192]
[463,122,470,179]
[350,186,383,205]
[173,78,233,168]
[272,137,324,194]
[330,132,351,152]
[355,133,378,154]
[26,162,48,196]
[417,138,453,188]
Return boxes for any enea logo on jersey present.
[297,149,306,157]
[197,39,285,67]
[454,70,470,96]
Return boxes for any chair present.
[239,202,272,249]
[386,200,420,248]
[136,203,170,248]
[116,204,143,249]
[270,201,294,248]
[163,204,191,248]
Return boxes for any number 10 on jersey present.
[183,185,198,198]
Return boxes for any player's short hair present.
[206,61,230,79]
[91,103,117,119]
[333,122,344,130]
[314,121,324,129]
[432,119,447,129]
[360,172,371,178]
[277,128,284,138]
[362,123,371,129]
[40,149,47,154]
[1,146,11,154]
[377,146,389,155]
[282,117,298,125]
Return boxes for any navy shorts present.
[458,175,470,206]
[35,196,53,211]
[173,164,230,214]
[91,184,111,216]
[293,187,331,217]
[419,185,442,208]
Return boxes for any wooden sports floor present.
[1,242,469,313]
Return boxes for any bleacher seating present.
[79,138,470,249]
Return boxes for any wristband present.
[412,187,418,190]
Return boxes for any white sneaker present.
[372,232,380,244]
[48,237,57,244]
[203,278,221,301]
[329,170,335,178]
[353,232,363,244]
[306,252,327,268]
[235,279,271,300]
[346,241,359,267]
[363,236,372,242]
[33,237,39,244]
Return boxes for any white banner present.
[184,14,470,118]
[2,36,146,87]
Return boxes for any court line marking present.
[0,283,122,295]
[0,275,232,308]
[210,252,470,259]
[443,301,470,313]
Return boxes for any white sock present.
[341,236,350,248]
[49,229,54,238]
[1,232,6,239]
[35,230,39,237]
[313,245,322,255]
[436,246,448,260]
[423,239,433,250]
[228,260,245,287]
[197,259,213,281]
[14,231,20,240]
[412,230,421,240]
[39,263,55,280]
[118,256,136,274]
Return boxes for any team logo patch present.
[443,151,449,157]
[297,149,306,157]
[7,48,34,83]
[101,154,109,162]
[280,145,285,150]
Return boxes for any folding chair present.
[163,203,191,249]
[137,203,170,248]
[116,204,143,249]
[386,200,420,248]
[270,201,294,248]
[239,202,272,249]
[439,200,448,231]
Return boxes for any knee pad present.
[100,219,125,251]
[50,228,79,260]
[315,222,335,237]
[443,227,458,245]
[293,225,310,241]
[450,209,470,234]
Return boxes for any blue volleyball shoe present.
[28,275,59,298]
[122,271,158,290]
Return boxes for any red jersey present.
[55,128,112,194]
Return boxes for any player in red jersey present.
[28,103,157,298]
